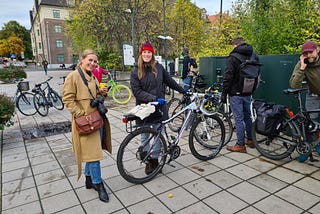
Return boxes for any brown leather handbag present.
[75,110,103,135]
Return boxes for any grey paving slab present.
[254,195,303,214]
[1,69,320,213]
[157,187,199,212]
[203,190,248,213]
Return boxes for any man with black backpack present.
[182,47,198,90]
[221,37,260,153]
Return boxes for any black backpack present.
[231,52,262,94]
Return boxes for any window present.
[53,10,60,18]
[37,29,40,36]
[56,40,63,48]
[55,25,62,33]
[38,42,42,49]
[57,54,64,63]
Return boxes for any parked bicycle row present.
[13,76,64,116]
[116,78,320,184]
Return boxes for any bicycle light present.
[122,117,128,123]
[286,108,294,118]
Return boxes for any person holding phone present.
[290,41,320,121]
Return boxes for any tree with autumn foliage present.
[0,21,32,59]
[0,34,25,58]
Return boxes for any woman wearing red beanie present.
[130,41,184,174]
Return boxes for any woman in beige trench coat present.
[62,49,112,203]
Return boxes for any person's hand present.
[183,88,189,94]
[156,98,166,106]
[100,88,108,97]
[220,94,227,103]
[299,55,307,71]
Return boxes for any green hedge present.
[0,67,27,83]
[0,94,15,130]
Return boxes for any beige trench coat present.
[62,68,112,180]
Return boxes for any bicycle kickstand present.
[309,153,318,162]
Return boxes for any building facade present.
[30,0,77,68]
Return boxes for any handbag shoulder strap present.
[77,67,100,99]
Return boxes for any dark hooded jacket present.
[222,43,259,96]
[130,62,184,124]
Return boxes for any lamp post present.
[162,0,167,72]
[124,9,135,63]
[46,21,51,64]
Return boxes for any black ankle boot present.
[85,176,93,189]
[92,182,109,202]
[145,159,159,175]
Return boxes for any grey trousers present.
[306,92,320,122]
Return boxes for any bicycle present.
[101,72,132,104]
[13,80,37,116]
[32,76,64,116]
[117,92,225,184]
[199,83,234,146]
[252,87,320,161]
[167,72,209,132]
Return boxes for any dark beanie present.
[139,41,154,54]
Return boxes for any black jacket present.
[182,55,190,79]
[130,62,184,123]
[222,43,259,96]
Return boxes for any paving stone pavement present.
[1,69,320,214]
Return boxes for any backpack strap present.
[230,52,253,63]
[77,67,100,99]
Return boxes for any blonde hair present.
[76,49,98,68]
[137,55,158,79]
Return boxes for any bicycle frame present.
[139,97,201,161]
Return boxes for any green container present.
[199,54,301,112]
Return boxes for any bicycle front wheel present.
[167,98,184,132]
[189,114,225,160]
[112,84,132,104]
[252,119,297,160]
[16,92,37,116]
[34,93,49,116]
[117,127,167,184]
[49,90,64,110]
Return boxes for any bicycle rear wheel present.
[167,98,184,132]
[112,84,132,104]
[189,114,225,160]
[117,127,167,184]
[49,90,64,110]
[34,93,49,116]
[16,92,37,116]
[252,119,297,160]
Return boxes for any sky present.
[0,0,233,30]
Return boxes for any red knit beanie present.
[139,41,154,54]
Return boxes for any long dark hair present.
[137,54,158,80]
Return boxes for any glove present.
[220,94,227,103]
[156,98,166,106]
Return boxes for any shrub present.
[0,94,15,130]
[0,67,27,83]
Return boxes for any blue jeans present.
[141,123,163,158]
[183,76,193,90]
[84,161,102,184]
[230,95,252,146]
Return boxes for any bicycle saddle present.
[283,88,308,94]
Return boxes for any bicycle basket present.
[18,81,30,91]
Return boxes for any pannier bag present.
[255,102,286,136]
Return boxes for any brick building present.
[29,0,77,68]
